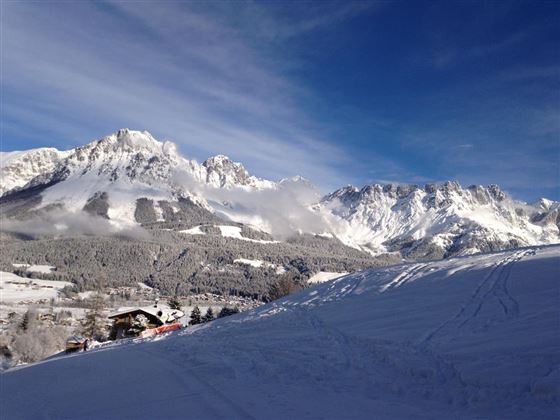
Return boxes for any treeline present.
[188,305,240,325]
[0,230,399,300]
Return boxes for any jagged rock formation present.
[317,181,559,258]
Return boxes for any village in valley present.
[0,263,263,368]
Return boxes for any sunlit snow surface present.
[307,271,348,284]
[0,272,71,303]
[178,225,206,235]
[11,264,56,274]
[217,225,278,244]
[2,246,559,419]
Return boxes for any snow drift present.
[2,245,559,419]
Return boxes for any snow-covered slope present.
[318,182,560,258]
[0,271,71,304]
[0,147,71,196]
[3,245,558,419]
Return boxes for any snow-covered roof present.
[108,305,184,322]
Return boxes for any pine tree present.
[218,306,240,318]
[202,307,214,323]
[19,310,31,331]
[189,306,202,326]
[218,306,228,318]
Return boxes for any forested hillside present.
[1,230,395,299]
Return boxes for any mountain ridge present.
[318,180,559,258]
[1,129,558,259]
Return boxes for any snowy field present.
[0,271,71,304]
[179,225,206,235]
[2,245,559,419]
[307,271,348,284]
[218,225,278,244]
[12,264,56,274]
[178,224,279,244]
[233,258,286,274]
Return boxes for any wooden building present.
[65,336,87,353]
[108,306,184,340]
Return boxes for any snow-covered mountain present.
[1,129,558,258]
[318,181,559,258]
[0,147,71,196]
[3,245,558,419]
[0,130,274,196]
[0,129,278,226]
[202,154,275,190]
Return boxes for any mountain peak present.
[203,154,236,168]
[203,155,252,188]
[114,128,153,140]
[201,154,276,190]
[107,129,163,152]
[204,154,231,162]
[279,175,312,186]
[71,129,178,163]
[487,184,506,201]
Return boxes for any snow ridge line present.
[420,250,532,343]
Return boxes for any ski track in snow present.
[380,263,429,292]
[422,249,534,343]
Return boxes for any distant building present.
[65,336,87,353]
[108,305,184,340]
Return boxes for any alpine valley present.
[1,129,558,297]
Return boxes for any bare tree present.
[268,275,303,301]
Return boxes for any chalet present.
[66,336,87,353]
[108,305,184,340]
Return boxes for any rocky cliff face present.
[317,182,559,258]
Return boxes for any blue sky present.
[2,1,559,201]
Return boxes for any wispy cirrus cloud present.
[427,29,529,69]
[1,1,379,192]
[2,1,558,201]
